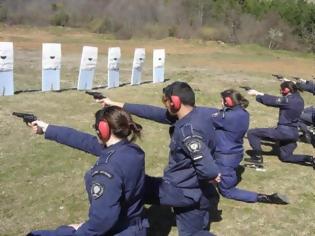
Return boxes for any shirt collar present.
[174,107,195,127]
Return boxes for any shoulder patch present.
[186,138,202,153]
[92,170,113,179]
[276,97,288,104]
[91,183,104,199]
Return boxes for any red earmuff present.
[98,120,110,141]
[281,87,290,95]
[170,95,181,111]
[224,96,235,107]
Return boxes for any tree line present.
[0,0,314,52]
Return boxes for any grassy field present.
[0,25,315,236]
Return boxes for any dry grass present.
[0,25,315,236]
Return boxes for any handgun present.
[272,74,284,80]
[292,76,301,81]
[85,91,106,99]
[12,112,37,124]
[239,86,252,91]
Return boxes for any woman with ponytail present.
[211,89,288,204]
[26,106,148,236]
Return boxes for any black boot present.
[257,193,289,205]
[244,150,263,164]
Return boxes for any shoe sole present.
[243,163,266,172]
[275,194,289,204]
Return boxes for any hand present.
[280,77,291,82]
[68,223,83,230]
[30,120,49,134]
[298,79,307,83]
[247,89,264,96]
[209,173,221,184]
[96,97,124,108]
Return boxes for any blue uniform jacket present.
[211,105,249,155]
[123,103,219,202]
[297,80,315,95]
[256,93,304,128]
[30,125,146,236]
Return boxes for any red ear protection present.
[224,96,235,107]
[98,120,111,141]
[170,95,181,111]
[281,87,290,95]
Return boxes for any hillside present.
[0,26,315,236]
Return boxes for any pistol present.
[239,86,252,91]
[85,91,106,99]
[292,76,301,81]
[272,74,284,80]
[12,112,37,124]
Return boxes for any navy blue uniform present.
[297,80,315,95]
[124,103,219,236]
[247,93,306,163]
[212,105,258,202]
[28,125,148,236]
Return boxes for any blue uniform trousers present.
[215,153,258,203]
[247,127,309,163]
[144,175,215,236]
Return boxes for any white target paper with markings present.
[153,49,165,83]
[131,48,145,86]
[107,47,121,88]
[77,46,98,90]
[0,42,14,96]
[42,43,61,91]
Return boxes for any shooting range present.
[77,46,98,90]
[42,43,61,92]
[0,42,14,96]
[1,1,315,235]
[131,48,145,85]
[153,49,165,83]
[107,47,121,89]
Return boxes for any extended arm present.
[123,103,177,124]
[296,80,315,95]
[256,94,289,108]
[45,125,104,156]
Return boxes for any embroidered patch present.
[186,139,201,153]
[91,183,104,199]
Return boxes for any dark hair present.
[95,106,142,142]
[163,81,195,106]
[221,89,249,108]
[280,81,298,93]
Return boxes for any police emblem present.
[187,140,201,153]
[91,183,104,199]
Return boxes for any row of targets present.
[0,42,166,96]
